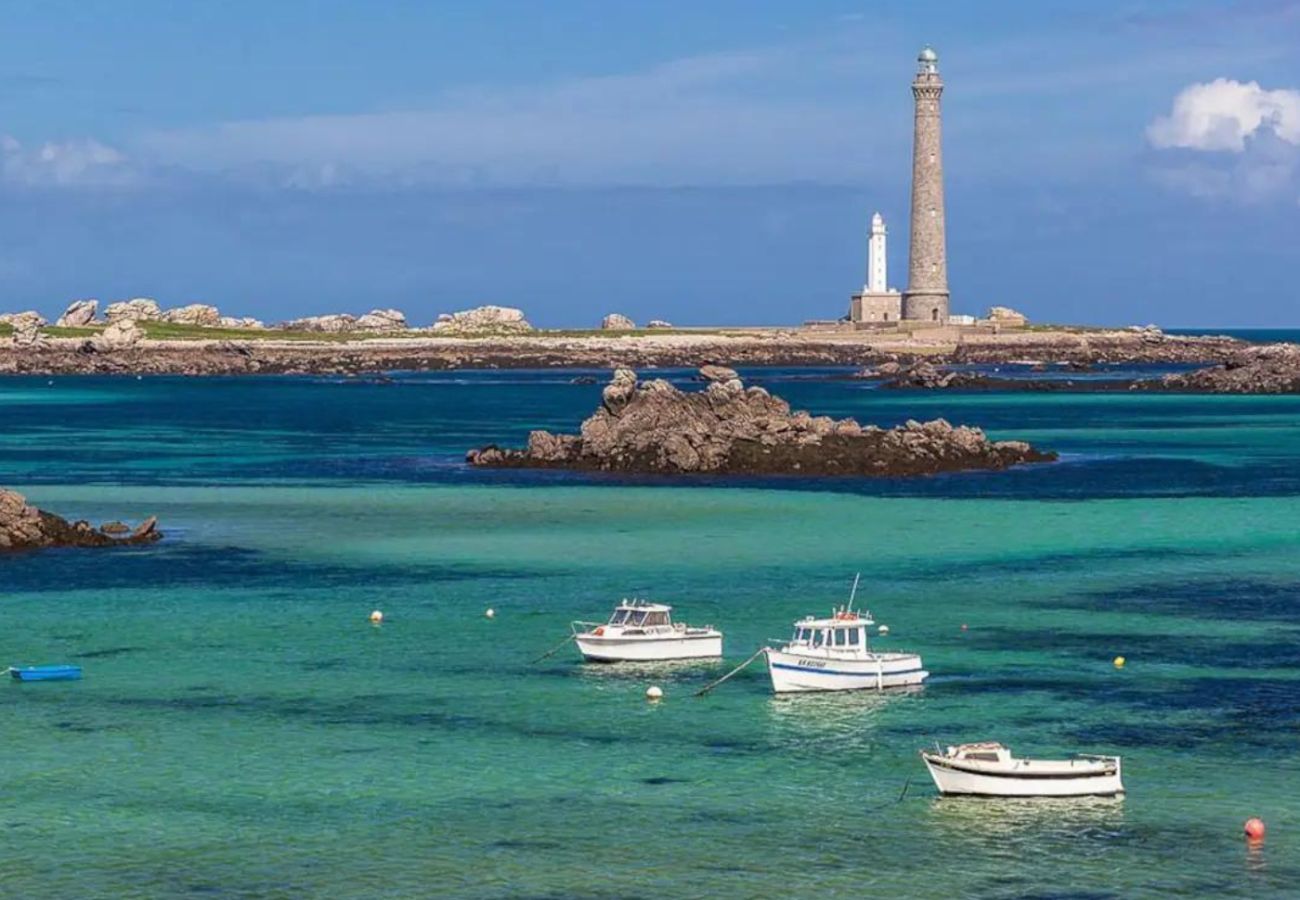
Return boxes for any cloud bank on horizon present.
[0,0,1297,327]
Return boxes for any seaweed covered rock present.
[467,368,1055,477]
[1158,343,1300,394]
[1,488,162,551]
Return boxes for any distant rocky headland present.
[466,367,1055,478]
[0,488,161,552]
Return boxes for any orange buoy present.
[1244,817,1266,840]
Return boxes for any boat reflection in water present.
[764,686,924,754]
[925,792,1128,854]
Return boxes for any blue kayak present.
[8,665,83,682]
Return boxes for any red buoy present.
[1244,818,1266,840]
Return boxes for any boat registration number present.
[795,658,827,669]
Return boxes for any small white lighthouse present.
[867,212,887,294]
[849,211,901,324]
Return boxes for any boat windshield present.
[609,609,632,625]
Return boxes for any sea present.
[2,365,1298,898]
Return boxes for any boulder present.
[354,308,408,331]
[467,367,1056,477]
[93,319,144,351]
[986,306,1028,326]
[1,488,162,551]
[698,364,740,383]
[601,313,636,330]
[5,312,46,348]
[218,316,265,329]
[104,298,162,323]
[430,305,532,334]
[56,299,99,327]
[283,314,357,333]
[163,304,222,327]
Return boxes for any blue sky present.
[1,0,1298,326]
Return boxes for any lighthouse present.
[902,45,950,323]
[867,212,887,294]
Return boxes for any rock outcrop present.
[283,314,357,333]
[355,308,408,331]
[3,312,46,348]
[602,313,636,330]
[1159,343,1300,394]
[105,298,163,323]
[986,306,1028,326]
[93,319,144,351]
[164,304,222,327]
[431,305,532,334]
[1,488,161,551]
[467,368,1055,477]
[218,316,265,329]
[647,319,674,329]
[56,299,99,327]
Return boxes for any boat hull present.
[576,634,722,662]
[9,665,83,682]
[766,649,927,693]
[922,754,1124,797]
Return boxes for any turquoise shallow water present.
[2,371,1299,898]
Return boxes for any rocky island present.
[0,488,161,552]
[467,367,1055,477]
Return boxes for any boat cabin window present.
[624,610,648,627]
[643,611,668,627]
[833,629,847,647]
[792,627,812,643]
[847,628,861,645]
[610,609,631,625]
[965,752,1000,762]
[812,629,826,647]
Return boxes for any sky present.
[1,0,1298,327]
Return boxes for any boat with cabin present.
[921,742,1124,797]
[765,580,927,694]
[572,600,723,662]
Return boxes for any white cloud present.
[1147,78,1300,151]
[1147,79,1300,203]
[1,134,138,187]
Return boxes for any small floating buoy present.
[369,610,384,624]
[646,685,663,701]
[961,623,968,631]
[485,608,496,619]
[878,625,890,636]
[1244,817,1266,840]
[1113,656,1126,669]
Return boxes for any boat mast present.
[847,572,861,613]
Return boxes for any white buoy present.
[369,609,384,624]
[485,608,496,619]
[645,685,664,701]
[878,625,890,636]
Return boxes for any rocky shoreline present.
[0,329,1250,377]
[467,367,1056,478]
[1,488,161,552]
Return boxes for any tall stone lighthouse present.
[902,46,950,323]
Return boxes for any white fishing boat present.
[921,742,1124,797]
[765,578,928,694]
[572,600,722,663]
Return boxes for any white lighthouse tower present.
[850,211,902,324]
[867,211,887,294]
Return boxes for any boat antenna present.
[847,572,861,612]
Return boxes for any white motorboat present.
[765,580,927,694]
[572,600,723,662]
[921,742,1124,797]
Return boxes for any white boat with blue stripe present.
[765,582,928,694]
